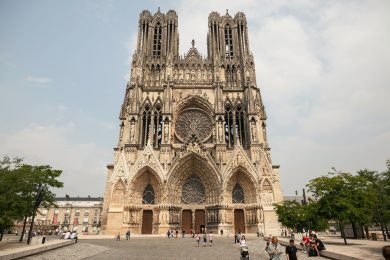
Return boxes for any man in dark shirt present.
[285,239,298,260]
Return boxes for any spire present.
[191,39,195,48]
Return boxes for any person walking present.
[285,239,298,260]
[203,232,207,247]
[208,232,213,247]
[195,233,200,246]
[267,236,284,260]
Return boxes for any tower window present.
[153,22,162,56]
[141,104,151,147]
[153,104,162,148]
[224,24,233,58]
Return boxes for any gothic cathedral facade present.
[101,9,283,235]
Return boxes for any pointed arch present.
[127,166,163,205]
[232,183,245,203]
[142,183,155,204]
[111,179,125,207]
[262,179,273,192]
[140,102,152,147]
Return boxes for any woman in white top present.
[240,235,247,247]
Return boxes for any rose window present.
[175,109,213,142]
[181,175,205,204]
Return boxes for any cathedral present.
[101,8,283,236]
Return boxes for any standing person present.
[167,229,170,238]
[267,236,284,260]
[208,232,213,247]
[240,235,247,247]
[195,233,200,246]
[234,233,237,244]
[265,236,272,251]
[126,230,130,240]
[203,232,207,247]
[285,239,298,260]
[116,233,120,241]
[237,232,241,244]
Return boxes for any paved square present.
[27,236,326,259]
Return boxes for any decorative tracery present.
[232,183,245,203]
[224,103,247,147]
[175,109,213,142]
[181,175,205,204]
[142,183,155,204]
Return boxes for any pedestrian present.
[307,241,320,257]
[237,232,241,244]
[182,230,185,238]
[208,232,213,247]
[126,230,130,240]
[203,232,207,247]
[116,233,120,241]
[220,229,223,237]
[234,233,237,244]
[175,230,178,239]
[315,237,326,251]
[267,236,284,260]
[195,232,200,246]
[265,236,272,251]
[240,235,247,247]
[285,239,298,260]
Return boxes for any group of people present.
[194,232,214,247]
[264,233,326,259]
[299,234,326,257]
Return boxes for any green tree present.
[0,156,63,244]
[0,156,24,241]
[307,170,375,244]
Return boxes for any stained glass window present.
[142,183,155,204]
[232,183,245,203]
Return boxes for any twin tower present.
[101,8,283,236]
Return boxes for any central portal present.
[195,209,205,233]
[182,210,192,234]
[142,210,153,234]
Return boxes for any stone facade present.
[33,196,103,233]
[101,9,283,236]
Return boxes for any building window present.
[224,104,234,147]
[153,22,162,56]
[224,103,247,147]
[182,175,205,204]
[75,210,80,216]
[232,183,245,203]
[224,24,233,58]
[141,104,151,147]
[84,210,89,217]
[142,183,155,204]
[153,104,163,148]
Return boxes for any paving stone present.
[27,236,326,260]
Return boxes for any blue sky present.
[1,0,389,197]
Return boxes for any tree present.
[307,170,375,244]
[0,156,24,241]
[0,156,63,244]
[274,200,306,232]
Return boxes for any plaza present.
[26,235,326,260]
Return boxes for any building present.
[101,8,283,235]
[33,196,103,233]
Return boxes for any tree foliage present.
[0,156,63,243]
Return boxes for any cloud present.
[173,0,390,195]
[26,76,52,84]
[0,123,111,197]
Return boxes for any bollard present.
[42,237,46,244]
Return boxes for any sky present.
[0,0,389,197]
